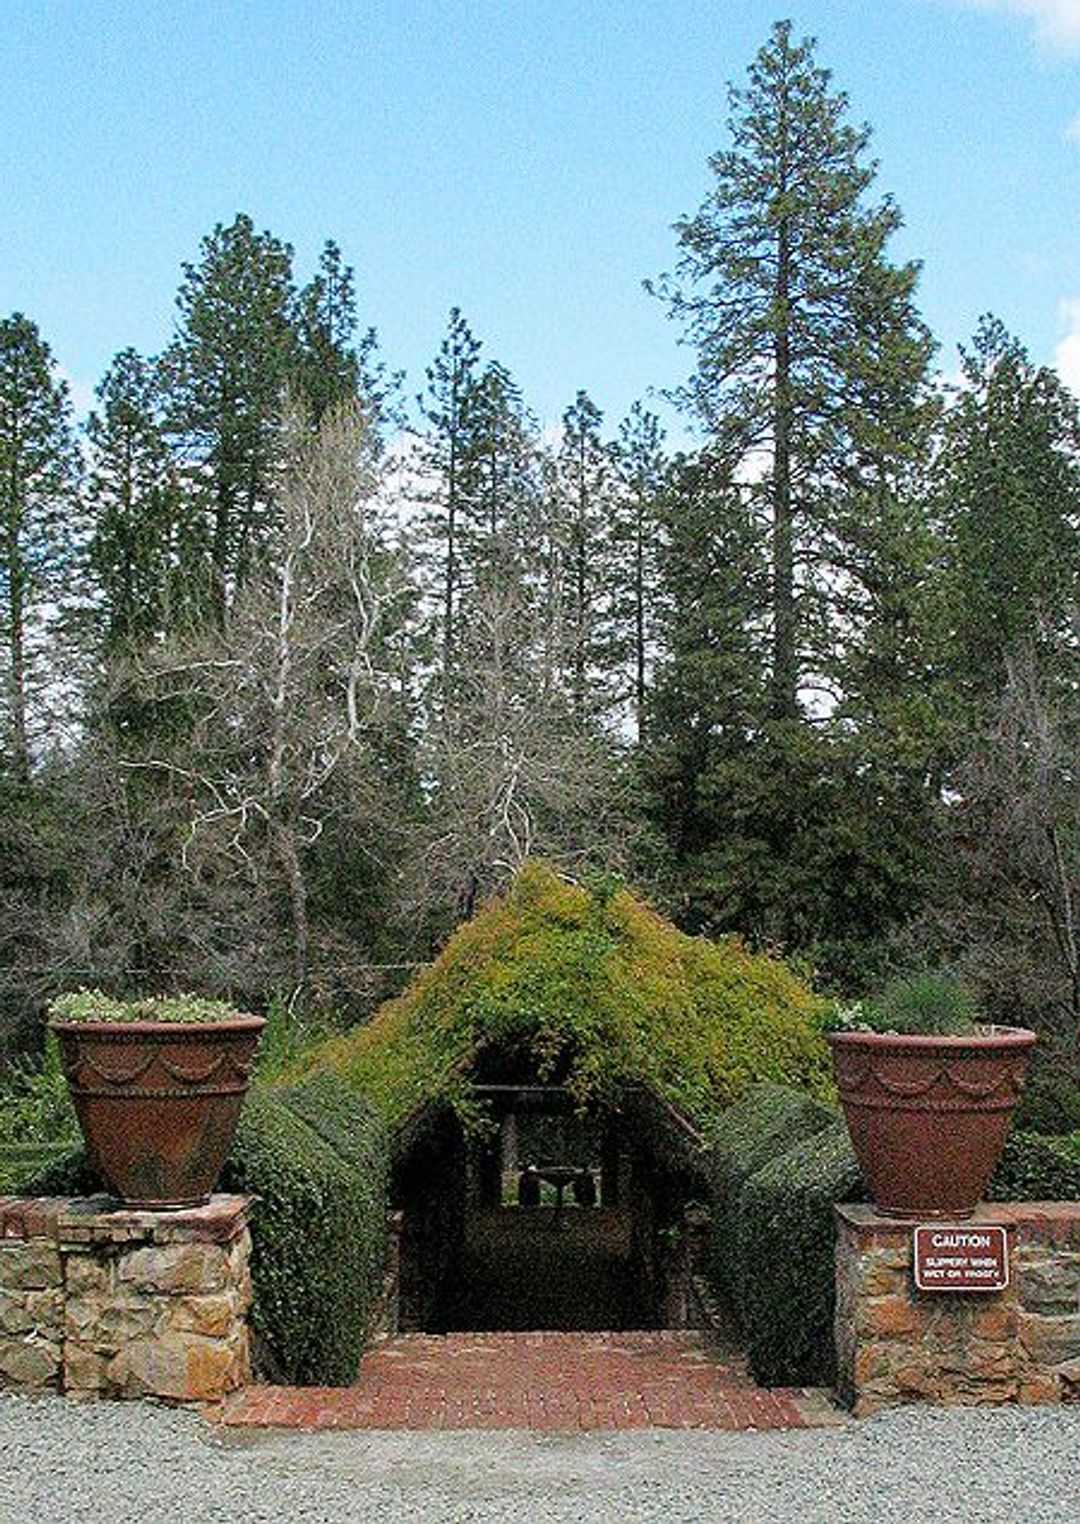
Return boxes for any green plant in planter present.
[827,972,980,1038]
[49,989,251,1024]
[826,970,1036,1219]
[49,989,265,1207]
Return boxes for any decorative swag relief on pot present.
[49,991,265,1210]
[826,975,1036,1221]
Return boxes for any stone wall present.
[836,1202,1080,1415]
[0,1195,251,1405]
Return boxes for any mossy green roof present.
[294,861,833,1134]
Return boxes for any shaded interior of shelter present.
[391,1049,712,1334]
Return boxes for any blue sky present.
[3,0,1079,436]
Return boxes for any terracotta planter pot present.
[50,1016,265,1209]
[827,1026,1036,1220]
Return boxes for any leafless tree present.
[115,401,409,991]
[411,571,640,923]
[947,643,1079,1034]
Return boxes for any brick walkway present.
[222,1331,836,1431]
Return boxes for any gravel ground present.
[2,1393,1078,1523]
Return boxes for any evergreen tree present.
[552,389,615,726]
[649,20,934,719]
[159,213,297,619]
[939,316,1080,717]
[292,239,397,430]
[0,314,81,780]
[86,348,188,648]
[644,455,769,927]
[415,308,484,691]
[645,22,941,973]
[611,402,667,739]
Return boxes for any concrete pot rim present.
[826,1024,1036,1051]
[49,1015,267,1036]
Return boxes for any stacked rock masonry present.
[0,1195,251,1404]
[836,1203,1080,1415]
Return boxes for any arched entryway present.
[390,1051,711,1336]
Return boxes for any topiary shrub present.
[220,1085,388,1385]
[730,1123,865,1387]
[709,1083,840,1201]
[276,1071,389,1314]
[706,1083,840,1307]
[0,1142,78,1193]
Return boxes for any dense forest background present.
[1,25,1077,1105]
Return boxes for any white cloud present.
[1066,110,1080,139]
[964,0,1080,52]
[1053,298,1080,394]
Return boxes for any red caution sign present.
[913,1225,1009,1293]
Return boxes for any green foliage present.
[48,989,253,1025]
[86,348,188,649]
[839,971,981,1036]
[277,1071,389,1300]
[0,1033,77,1147]
[255,995,339,1081]
[220,1082,389,1385]
[293,861,833,1132]
[988,1131,1080,1202]
[1014,1058,1080,1135]
[0,1142,76,1193]
[18,1144,99,1197]
[0,312,82,780]
[731,1123,864,1386]
[707,1084,841,1317]
[939,318,1080,715]
[708,1083,839,1202]
[642,22,943,985]
[160,213,297,614]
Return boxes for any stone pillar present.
[835,1202,1080,1415]
[370,1209,404,1337]
[600,1127,622,1207]
[0,1199,65,1391]
[0,1195,252,1406]
[501,1112,519,1177]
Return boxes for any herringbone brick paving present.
[222,1330,833,1431]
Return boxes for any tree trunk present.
[771,217,798,721]
[273,818,310,989]
[5,520,30,783]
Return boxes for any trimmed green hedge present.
[18,1144,98,1196]
[709,1083,838,1201]
[221,1081,389,1385]
[706,1083,840,1310]
[276,1071,389,1326]
[0,1142,78,1194]
[730,1123,863,1386]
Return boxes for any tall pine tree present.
[0,314,81,779]
[649,19,933,719]
[159,213,297,620]
[86,348,188,648]
[646,21,938,970]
